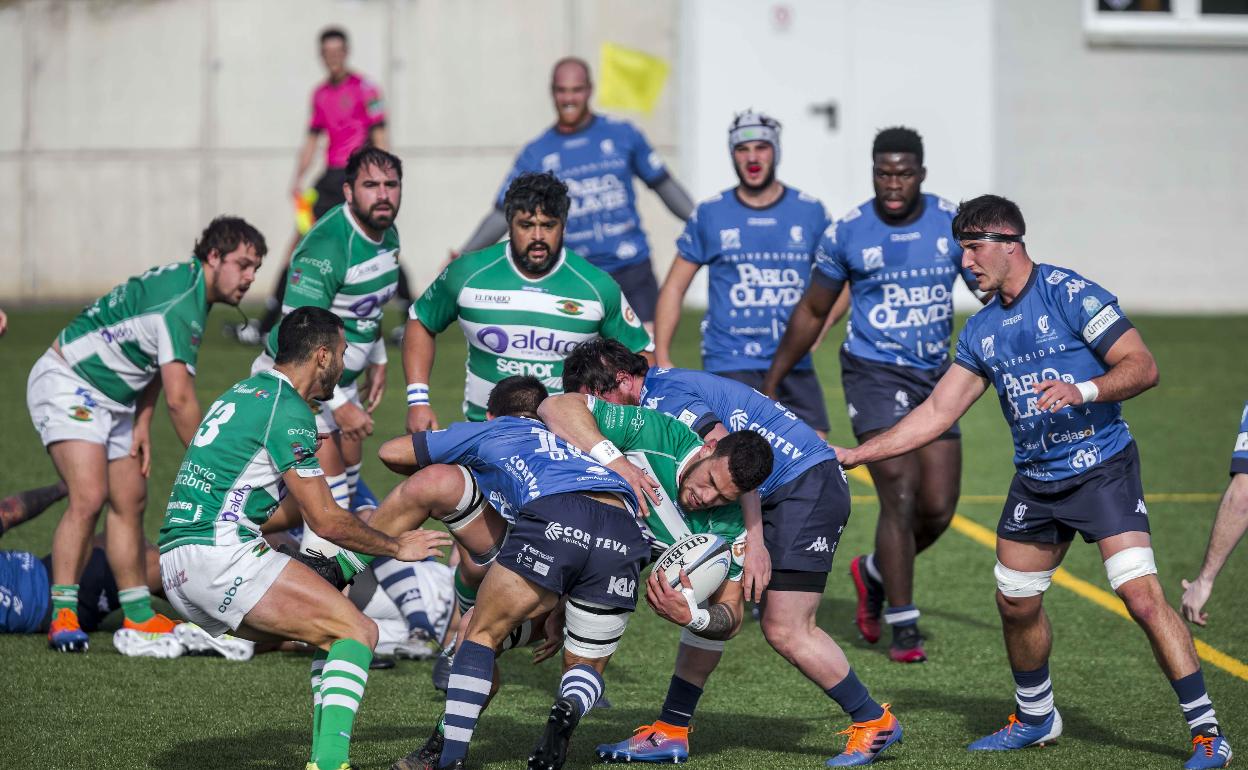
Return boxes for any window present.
[1085,0,1248,45]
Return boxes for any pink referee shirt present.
[308,73,386,169]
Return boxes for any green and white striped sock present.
[118,586,156,624]
[314,638,372,769]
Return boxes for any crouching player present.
[536,392,773,762]
[157,307,450,770]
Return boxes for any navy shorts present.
[715,369,831,433]
[999,442,1149,545]
[497,493,649,610]
[40,547,118,632]
[839,349,960,440]
[762,459,851,577]
[607,260,660,324]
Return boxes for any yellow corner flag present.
[597,42,670,114]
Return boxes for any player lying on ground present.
[27,216,266,655]
[157,306,450,770]
[838,194,1231,770]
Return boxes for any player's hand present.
[130,425,152,477]
[393,529,453,562]
[646,568,694,626]
[532,602,567,665]
[1033,379,1084,413]
[741,536,771,603]
[407,404,439,434]
[607,457,662,516]
[334,402,374,442]
[833,445,860,469]
[364,363,386,414]
[1180,577,1213,626]
[0,308,8,336]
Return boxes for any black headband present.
[955,231,1023,243]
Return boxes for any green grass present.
[0,306,1245,769]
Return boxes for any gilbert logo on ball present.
[655,533,731,604]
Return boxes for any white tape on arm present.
[1075,380,1100,404]
[680,586,710,632]
[589,440,623,466]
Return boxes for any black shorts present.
[606,260,660,324]
[40,547,118,633]
[715,369,831,433]
[313,168,348,220]
[999,442,1149,545]
[840,348,960,440]
[761,459,851,577]
[496,493,649,610]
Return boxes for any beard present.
[736,165,776,194]
[318,364,341,401]
[513,236,563,276]
[351,199,396,232]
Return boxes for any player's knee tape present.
[994,561,1056,598]
[441,466,486,534]
[1104,546,1157,591]
[679,626,726,652]
[498,620,535,653]
[564,598,631,659]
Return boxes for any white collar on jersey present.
[344,204,385,246]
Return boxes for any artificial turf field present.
[1,305,1245,769]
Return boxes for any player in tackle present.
[158,306,450,770]
[837,195,1230,769]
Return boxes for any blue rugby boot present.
[1185,730,1232,769]
[826,704,902,767]
[968,710,1062,751]
[596,721,690,763]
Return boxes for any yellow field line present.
[845,466,1248,682]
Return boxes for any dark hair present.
[713,431,774,493]
[345,146,403,185]
[320,27,348,46]
[561,338,647,395]
[503,172,570,223]
[274,306,344,365]
[872,126,924,165]
[487,376,548,418]
[952,194,1026,237]
[192,216,268,263]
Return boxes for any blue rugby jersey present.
[495,116,669,273]
[637,367,838,500]
[814,194,976,370]
[677,187,830,372]
[954,263,1136,482]
[0,550,49,634]
[1232,401,1248,476]
[413,416,638,522]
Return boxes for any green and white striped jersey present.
[57,260,208,406]
[588,396,745,580]
[264,203,400,386]
[158,369,323,552]
[412,242,652,421]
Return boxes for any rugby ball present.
[654,533,732,604]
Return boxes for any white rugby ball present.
[654,533,732,604]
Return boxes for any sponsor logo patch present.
[555,299,584,316]
[1082,304,1121,344]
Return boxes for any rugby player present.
[158,306,450,770]
[766,127,985,662]
[563,339,903,767]
[27,216,266,655]
[1180,400,1248,629]
[252,146,403,556]
[655,110,834,436]
[837,195,1231,768]
[458,57,694,332]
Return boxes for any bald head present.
[550,57,593,132]
[551,57,592,87]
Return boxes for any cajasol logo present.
[475,326,583,356]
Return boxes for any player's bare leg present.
[46,440,108,651]
[760,590,851,687]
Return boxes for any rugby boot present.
[887,624,927,664]
[389,724,445,770]
[528,697,581,770]
[432,647,454,692]
[596,721,690,763]
[394,628,440,661]
[967,709,1062,751]
[174,622,254,661]
[114,612,183,658]
[826,703,903,767]
[1185,728,1232,769]
[47,607,89,652]
[849,556,883,644]
[279,544,351,590]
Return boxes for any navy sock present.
[561,664,604,718]
[826,669,884,723]
[883,603,919,630]
[439,640,495,765]
[1012,663,1054,725]
[1171,669,1219,738]
[658,675,703,728]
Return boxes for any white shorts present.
[250,352,362,434]
[27,349,135,461]
[160,541,292,637]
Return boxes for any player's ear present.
[205,249,222,268]
[701,438,718,455]
[919,167,927,184]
